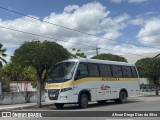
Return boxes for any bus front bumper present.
[44,89,75,103]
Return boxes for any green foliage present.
[2,63,37,81]
[91,53,127,62]
[13,40,69,67]
[71,48,87,58]
[1,63,37,88]
[11,40,70,107]
[136,57,160,79]
[21,66,37,81]
[1,78,10,92]
[0,68,10,92]
[2,63,23,81]
[31,81,37,88]
[0,43,7,67]
[147,77,160,85]
[136,57,160,95]
[12,40,70,78]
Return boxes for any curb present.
[0,103,54,111]
[0,104,36,111]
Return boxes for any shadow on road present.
[30,99,142,110]
[61,100,141,110]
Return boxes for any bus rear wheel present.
[55,103,64,109]
[78,93,89,109]
[115,91,127,104]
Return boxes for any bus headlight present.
[61,87,72,92]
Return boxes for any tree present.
[136,57,160,95]
[21,66,37,81]
[2,63,37,81]
[0,43,7,92]
[1,63,37,92]
[91,53,127,62]
[12,40,70,107]
[0,68,10,92]
[0,43,7,67]
[71,48,87,58]
[2,63,23,81]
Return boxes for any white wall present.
[139,78,148,84]
[10,81,36,92]
[0,92,44,105]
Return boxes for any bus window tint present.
[88,63,99,77]
[98,64,112,77]
[111,65,123,77]
[77,63,89,77]
[131,67,138,78]
[122,66,132,78]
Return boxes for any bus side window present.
[75,63,89,80]
[131,67,138,78]
[111,65,123,77]
[122,66,132,78]
[98,64,112,77]
[88,63,99,77]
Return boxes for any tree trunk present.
[155,85,159,96]
[37,80,41,108]
[153,76,159,96]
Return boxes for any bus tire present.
[55,103,64,109]
[97,100,106,104]
[115,91,127,104]
[78,93,89,109]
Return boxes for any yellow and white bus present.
[44,58,140,108]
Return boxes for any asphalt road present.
[1,96,160,120]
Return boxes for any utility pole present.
[93,47,100,55]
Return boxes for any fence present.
[0,91,44,105]
[140,84,160,95]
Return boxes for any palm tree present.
[0,43,7,67]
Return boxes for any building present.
[10,81,36,92]
[123,52,159,63]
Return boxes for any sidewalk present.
[0,102,54,111]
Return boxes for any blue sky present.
[0,0,160,63]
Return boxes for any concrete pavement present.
[0,95,159,111]
[0,102,54,111]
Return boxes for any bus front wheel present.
[115,91,127,104]
[55,103,64,109]
[78,93,89,108]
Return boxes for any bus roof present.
[61,58,135,66]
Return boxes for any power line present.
[0,6,160,50]
[0,25,148,57]
[93,47,100,55]
[0,25,94,48]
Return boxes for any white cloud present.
[110,0,124,3]
[128,0,148,3]
[64,5,79,13]
[100,13,129,33]
[128,17,144,25]
[114,13,130,23]
[110,0,149,3]
[0,1,157,63]
[137,18,160,46]
[0,2,131,61]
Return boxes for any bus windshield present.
[47,62,77,83]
